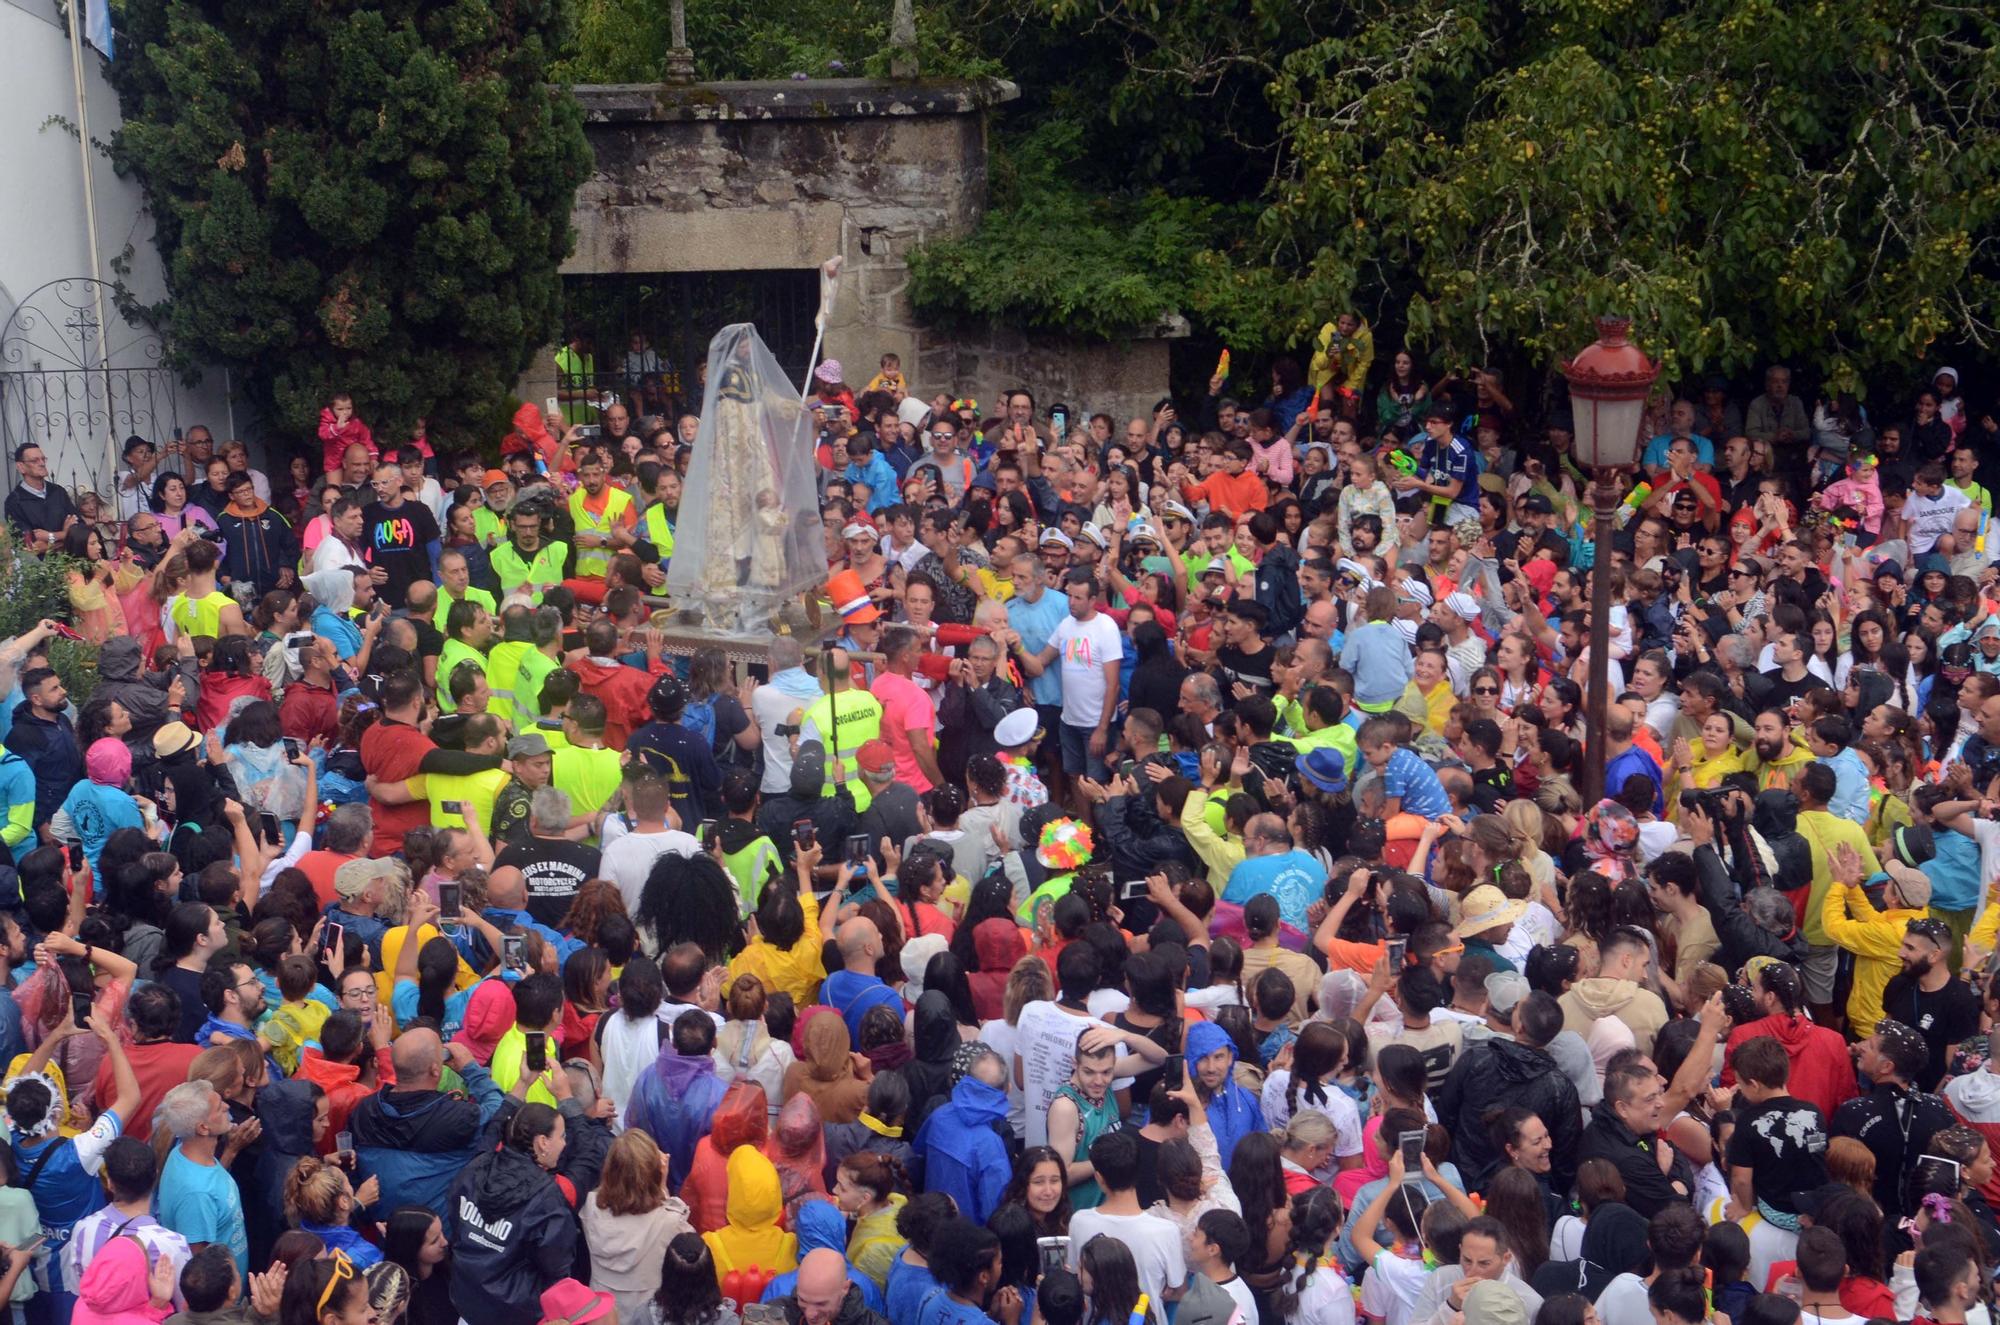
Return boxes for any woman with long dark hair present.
[1274,1186,1347,1325]
[1078,1235,1158,1325]
[560,946,611,1062]
[60,523,129,644]
[155,901,227,1041]
[384,1207,454,1325]
[640,852,746,963]
[653,1232,739,1325]
[1228,1130,1291,1320]
[1484,1165,1552,1278]
[997,1146,1071,1238]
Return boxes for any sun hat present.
[538,1280,616,1325]
[1442,591,1480,621]
[814,360,845,385]
[1454,884,1528,939]
[152,721,202,760]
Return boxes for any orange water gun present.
[1215,348,1231,379]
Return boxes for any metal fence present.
[0,277,180,496]
[556,269,820,420]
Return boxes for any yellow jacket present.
[1179,788,1246,890]
[1820,883,1921,1036]
[726,886,824,1006]
[702,1148,798,1282]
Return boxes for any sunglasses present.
[318,1251,356,1314]
[1473,686,1500,696]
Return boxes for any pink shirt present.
[870,670,936,794]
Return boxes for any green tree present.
[109,0,593,442]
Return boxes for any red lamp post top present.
[1562,315,1659,471]
[1561,316,1659,401]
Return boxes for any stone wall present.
[522,78,1178,418]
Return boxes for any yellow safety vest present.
[485,640,536,722]
[568,487,634,579]
[435,638,487,713]
[170,590,236,640]
[643,503,675,561]
[515,649,561,719]
[800,690,882,796]
[433,586,496,635]
[491,540,568,603]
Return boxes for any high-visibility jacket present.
[170,590,237,639]
[433,586,497,635]
[435,638,487,713]
[491,540,568,603]
[485,640,536,722]
[799,690,881,795]
[569,487,634,579]
[642,503,675,562]
[515,649,561,719]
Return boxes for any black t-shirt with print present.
[493,836,603,929]
[1215,644,1276,704]
[363,498,441,608]
[1727,1094,1829,1214]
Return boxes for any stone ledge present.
[570,77,1020,124]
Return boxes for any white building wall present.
[0,0,240,498]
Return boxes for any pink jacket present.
[74,1236,169,1325]
[1816,471,1883,534]
[1248,434,1295,487]
[318,409,377,474]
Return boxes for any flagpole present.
[65,0,115,490]
[800,255,842,397]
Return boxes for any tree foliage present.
[109,0,592,441]
[0,532,96,702]
[901,0,2000,389]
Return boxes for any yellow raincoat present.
[702,1147,798,1284]
[1820,883,1921,1036]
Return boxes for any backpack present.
[681,697,717,750]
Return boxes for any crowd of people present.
[1,333,1999,1325]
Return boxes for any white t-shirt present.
[1218,1275,1259,1325]
[1290,1264,1358,1325]
[1905,485,1972,555]
[1359,1251,1428,1325]
[601,828,703,919]
[979,1017,1028,1141]
[1596,1273,1651,1325]
[753,683,808,796]
[1050,611,1123,728]
[1015,1000,1120,1148]
[1065,1209,1186,1309]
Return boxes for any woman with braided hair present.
[1260,1021,1364,1182]
[1274,1186,1353,1325]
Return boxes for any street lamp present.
[1561,315,1659,804]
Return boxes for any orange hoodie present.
[294,1046,396,1153]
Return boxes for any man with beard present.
[1879,916,1980,1092]
[1761,630,1820,713]
[1830,1018,1952,1222]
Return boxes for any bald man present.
[788,1249,871,1325]
[348,1027,506,1218]
[822,917,901,1039]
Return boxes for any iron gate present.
[557,269,821,420]
[0,277,180,497]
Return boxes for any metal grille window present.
[557,270,821,420]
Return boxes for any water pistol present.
[1387,449,1420,477]
[1305,387,1322,421]
[1622,481,1652,509]
[1214,349,1231,379]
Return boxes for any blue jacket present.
[0,745,36,864]
[822,969,904,1042]
[311,604,363,661]
[348,1059,505,1231]
[915,1077,1011,1225]
[1185,1020,1263,1169]
[58,780,144,877]
[1821,747,1872,826]
[625,1045,727,1190]
[760,1198,887,1312]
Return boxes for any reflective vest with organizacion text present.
[568,487,634,579]
[798,689,881,796]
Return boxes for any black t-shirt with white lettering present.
[1215,644,1276,705]
[494,837,603,929]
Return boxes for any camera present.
[1677,786,1738,823]
[196,526,226,543]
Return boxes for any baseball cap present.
[855,740,894,777]
[1521,493,1555,515]
[507,732,552,760]
[1485,970,1530,1016]
[484,470,511,488]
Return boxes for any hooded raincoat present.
[1185,1020,1262,1168]
[759,1199,887,1312]
[447,1143,578,1325]
[73,1236,169,1325]
[779,1011,870,1125]
[627,1042,729,1190]
[682,1082,770,1233]
[762,1094,830,1211]
[914,1075,1011,1223]
[700,1148,798,1284]
[1557,978,1669,1058]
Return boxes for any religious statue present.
[666,324,823,635]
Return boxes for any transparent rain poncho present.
[664,323,827,636]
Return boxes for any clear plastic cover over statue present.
[664,323,826,636]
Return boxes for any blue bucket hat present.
[1296,747,1348,795]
